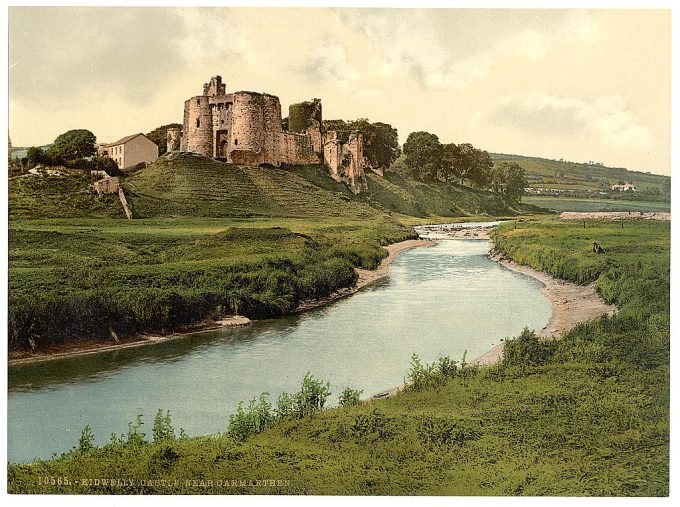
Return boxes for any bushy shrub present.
[417,416,481,449]
[405,353,465,391]
[339,387,363,407]
[228,373,332,441]
[152,410,176,443]
[502,327,554,367]
[350,409,394,440]
[78,425,95,454]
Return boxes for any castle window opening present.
[196,118,200,128]
[234,139,238,145]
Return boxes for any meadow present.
[8,219,670,495]
[491,153,670,195]
[9,216,417,352]
[9,153,540,353]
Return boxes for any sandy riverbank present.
[9,239,435,366]
[471,250,617,366]
[8,316,252,366]
[560,211,670,221]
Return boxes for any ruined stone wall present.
[183,96,213,156]
[93,176,120,194]
[345,132,367,193]
[209,96,233,158]
[204,75,226,97]
[263,94,283,164]
[278,132,319,165]
[323,140,343,181]
[180,78,333,170]
[166,128,182,153]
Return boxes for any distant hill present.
[490,153,670,194]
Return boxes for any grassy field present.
[8,219,669,495]
[523,196,671,213]
[8,216,417,351]
[8,153,544,353]
[491,153,670,194]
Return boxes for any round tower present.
[230,92,265,165]
[183,96,212,156]
[166,128,182,153]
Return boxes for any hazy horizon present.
[8,7,671,175]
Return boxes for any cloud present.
[173,8,249,69]
[336,9,600,91]
[296,39,360,88]
[9,7,187,106]
[479,91,653,148]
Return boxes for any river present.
[8,237,551,463]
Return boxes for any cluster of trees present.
[401,131,528,202]
[322,118,400,172]
[23,129,119,175]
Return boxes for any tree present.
[491,162,528,202]
[146,123,183,156]
[47,129,97,162]
[402,131,443,181]
[322,119,350,142]
[95,156,120,176]
[441,142,493,188]
[365,121,400,171]
[26,146,52,167]
[468,147,493,189]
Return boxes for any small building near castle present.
[98,133,159,169]
[171,76,367,193]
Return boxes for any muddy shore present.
[9,239,435,366]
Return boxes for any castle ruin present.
[170,76,367,193]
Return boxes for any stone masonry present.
[173,76,367,193]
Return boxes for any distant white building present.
[611,183,636,192]
[98,133,158,169]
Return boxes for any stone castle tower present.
[176,76,367,193]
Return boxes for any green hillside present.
[490,153,670,194]
[123,153,535,219]
[9,174,124,219]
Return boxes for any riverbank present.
[472,249,617,366]
[9,239,435,366]
[369,233,617,398]
[294,239,435,313]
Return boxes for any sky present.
[8,7,672,175]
